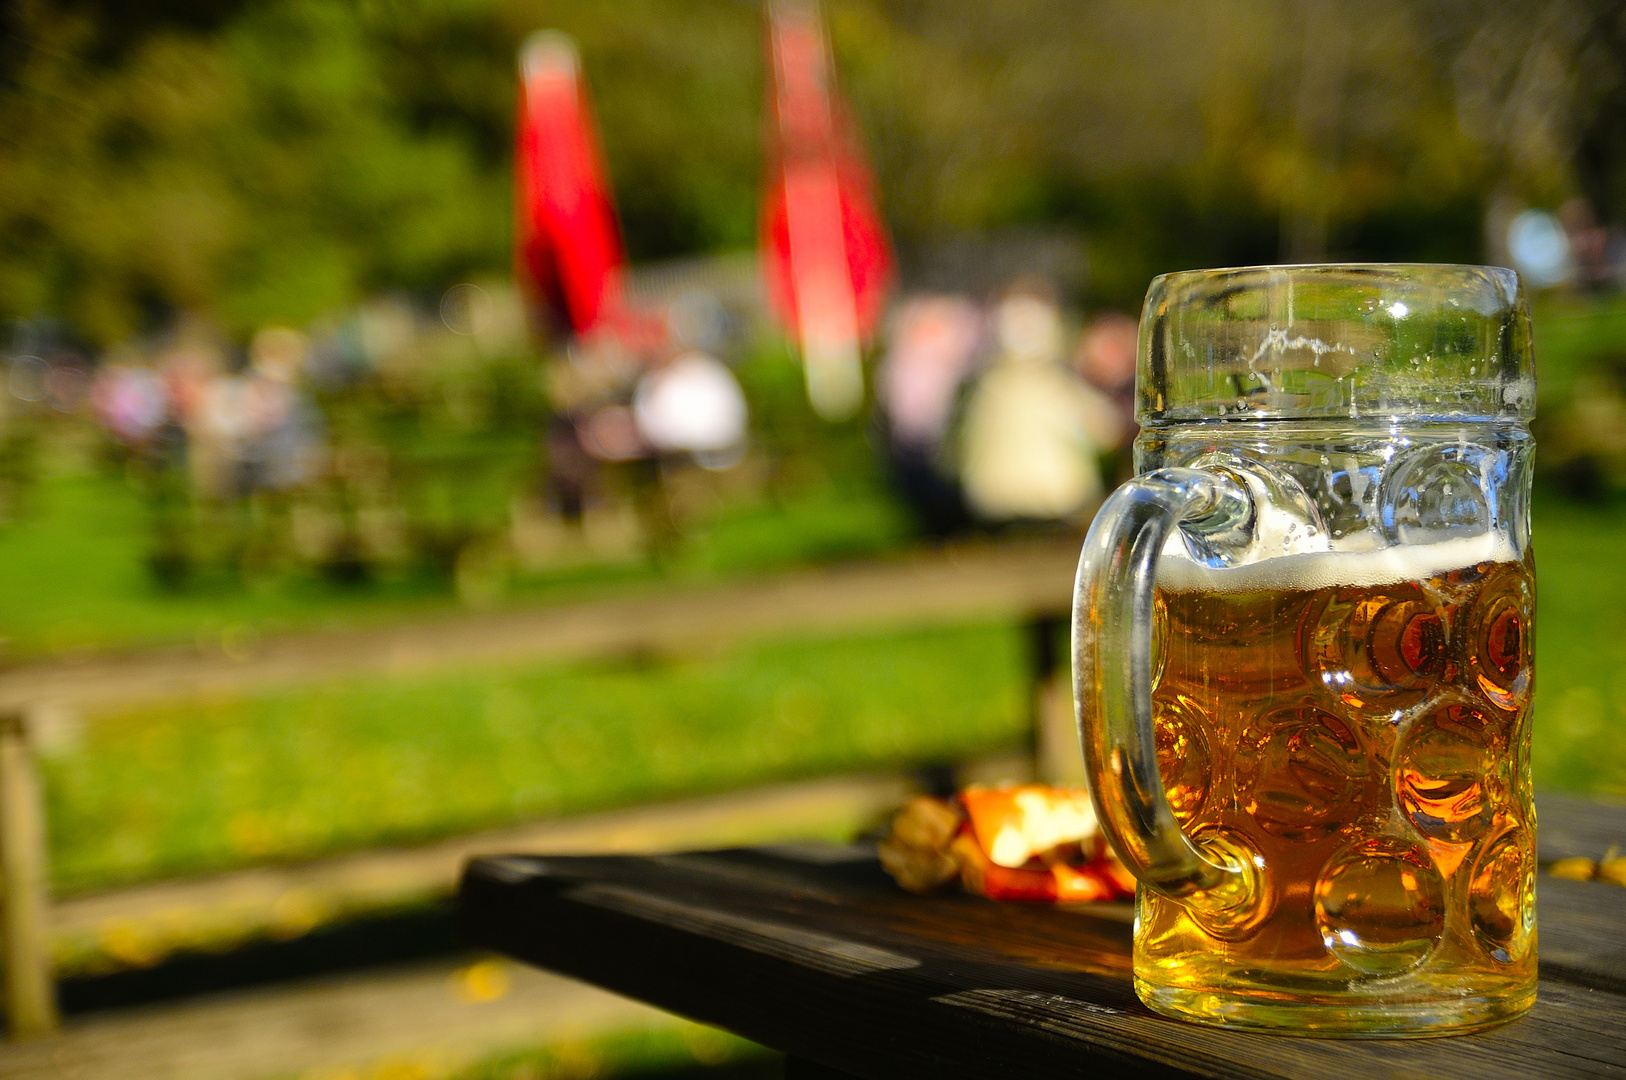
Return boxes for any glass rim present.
[1148,261,1518,288]
[1137,262,1533,424]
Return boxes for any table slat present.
[1536,791,1626,864]
[460,845,1626,1080]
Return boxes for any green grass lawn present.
[43,620,1026,894]
[0,468,453,659]
[1529,493,1626,797]
[1531,296,1626,409]
[0,461,909,661]
[445,1019,775,1080]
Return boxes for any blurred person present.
[157,341,223,499]
[91,363,168,447]
[633,350,748,469]
[534,331,668,563]
[544,412,596,524]
[197,359,259,498]
[1560,198,1618,292]
[632,349,750,545]
[246,326,322,492]
[195,330,321,501]
[160,346,216,426]
[1074,312,1137,421]
[42,352,91,414]
[957,282,1127,526]
[176,330,324,581]
[542,333,642,524]
[1072,311,1140,485]
[876,295,985,536]
[95,354,197,585]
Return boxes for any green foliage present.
[1527,296,1626,497]
[0,1,503,340]
[1530,295,1626,408]
[6,0,1625,337]
[0,0,761,341]
[830,0,1626,304]
[315,347,551,578]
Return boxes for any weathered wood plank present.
[1537,791,1626,864]
[0,537,1078,716]
[1537,874,1626,994]
[460,845,1626,1080]
[0,713,58,1038]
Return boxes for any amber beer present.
[1138,540,1536,1013]
[1080,264,1538,1032]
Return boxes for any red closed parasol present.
[761,0,894,420]
[514,32,629,338]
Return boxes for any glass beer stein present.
[1073,265,1536,1035]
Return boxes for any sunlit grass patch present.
[1530,494,1626,798]
[44,621,1026,893]
[442,1020,777,1080]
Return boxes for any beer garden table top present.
[459,791,1626,1079]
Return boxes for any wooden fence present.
[0,535,1083,1039]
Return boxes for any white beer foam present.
[1157,532,1521,594]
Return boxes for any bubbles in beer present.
[1463,563,1534,712]
[1468,820,1535,964]
[1314,837,1445,976]
[1155,697,1211,824]
[1150,589,1169,691]
[1238,704,1366,840]
[1396,699,1503,843]
[1186,826,1269,940]
[1136,431,1536,1023]
[1149,542,1533,1007]
[1306,583,1445,715]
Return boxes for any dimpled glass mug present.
[1072,265,1536,1036]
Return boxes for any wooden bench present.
[459,793,1626,1079]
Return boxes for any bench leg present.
[0,711,58,1038]
[1028,613,1083,786]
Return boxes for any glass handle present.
[1072,467,1257,909]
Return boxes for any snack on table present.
[877,793,963,894]
[1549,845,1626,888]
[879,785,1134,903]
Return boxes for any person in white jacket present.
[959,285,1127,525]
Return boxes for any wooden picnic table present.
[459,792,1626,1079]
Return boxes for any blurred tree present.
[830,0,1471,299]
[1,0,1623,339]
[0,0,760,342]
[832,0,1626,302]
[0,0,502,340]
[1429,0,1626,213]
